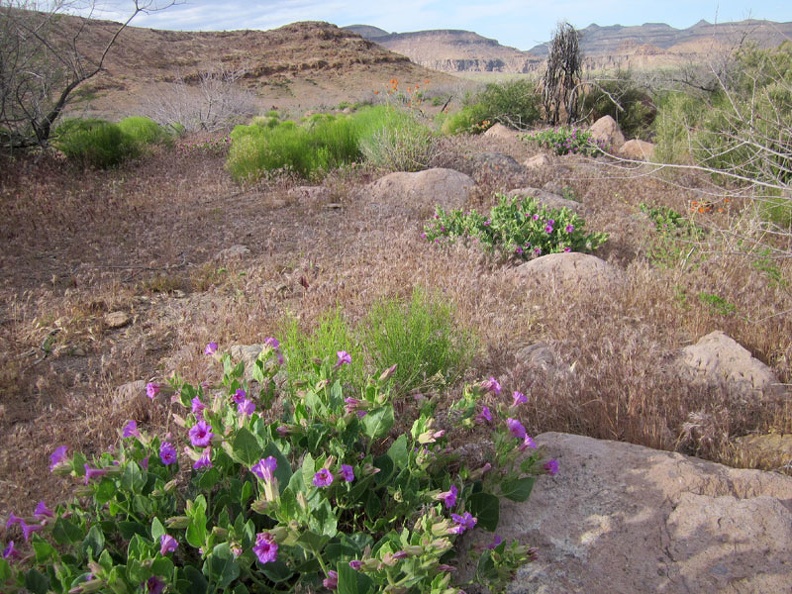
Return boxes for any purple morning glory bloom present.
[146,576,166,594]
[193,448,212,470]
[488,534,504,549]
[188,420,214,447]
[313,468,334,487]
[532,214,540,221]
[5,513,20,530]
[264,337,280,349]
[2,540,19,560]
[450,512,477,534]
[335,351,352,367]
[481,376,501,395]
[251,456,277,482]
[253,532,278,564]
[565,224,575,233]
[204,342,218,355]
[49,445,68,471]
[323,570,338,589]
[34,501,54,519]
[506,418,527,440]
[544,224,554,234]
[519,435,537,451]
[122,420,140,438]
[544,459,559,476]
[339,464,355,483]
[349,560,363,570]
[160,533,179,555]
[477,406,493,423]
[191,397,205,416]
[237,398,256,416]
[438,485,458,509]
[83,464,108,484]
[146,382,161,399]
[232,388,247,404]
[159,442,177,466]
[512,391,528,407]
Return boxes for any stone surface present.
[679,330,784,400]
[499,432,792,594]
[524,154,552,170]
[484,123,518,139]
[618,138,655,161]
[361,167,474,218]
[511,252,623,290]
[104,311,131,329]
[589,115,625,152]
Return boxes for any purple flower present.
[253,532,278,564]
[34,501,54,519]
[146,382,161,399]
[437,485,458,509]
[544,224,554,234]
[519,435,537,451]
[204,341,218,356]
[264,337,280,349]
[49,445,68,471]
[191,397,206,416]
[335,351,352,367]
[146,576,166,594]
[512,391,528,407]
[160,534,179,555]
[193,448,212,470]
[140,456,149,470]
[344,397,366,416]
[564,247,572,253]
[83,464,108,484]
[232,388,247,404]
[251,456,277,482]
[450,512,477,534]
[122,420,140,438]
[312,468,334,487]
[339,464,355,483]
[481,376,501,395]
[159,442,177,466]
[188,420,214,447]
[322,570,338,589]
[565,224,575,233]
[5,512,20,530]
[544,459,559,476]
[349,560,363,570]
[506,418,527,440]
[237,398,256,417]
[515,246,524,255]
[476,406,493,423]
[488,534,504,549]
[2,541,19,560]
[534,247,542,256]
[532,214,540,221]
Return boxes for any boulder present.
[679,330,784,400]
[589,115,625,152]
[498,432,792,594]
[104,311,131,329]
[484,123,518,139]
[523,154,552,170]
[619,138,655,161]
[511,252,623,290]
[361,168,474,218]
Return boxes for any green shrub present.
[524,126,606,156]
[442,80,541,135]
[639,203,706,268]
[117,116,171,147]
[360,288,476,397]
[652,91,707,165]
[424,193,608,260]
[582,72,656,139]
[0,335,557,593]
[358,107,434,172]
[53,118,139,168]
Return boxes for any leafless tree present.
[541,21,583,125]
[0,0,176,151]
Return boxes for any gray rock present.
[499,432,792,594]
[484,123,518,139]
[511,252,623,290]
[523,154,552,170]
[361,167,474,218]
[104,311,131,329]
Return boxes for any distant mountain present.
[346,19,792,74]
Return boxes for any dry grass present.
[1,131,790,517]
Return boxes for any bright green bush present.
[0,335,557,593]
[117,116,171,147]
[358,107,434,172]
[423,193,608,260]
[53,118,139,168]
[360,288,476,397]
[442,80,541,135]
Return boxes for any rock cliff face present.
[347,19,792,74]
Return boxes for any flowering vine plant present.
[523,126,607,156]
[1,341,556,593]
[423,194,608,262]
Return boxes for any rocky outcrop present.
[589,115,625,152]
[511,252,623,290]
[498,432,792,594]
[618,138,655,161]
[361,168,474,218]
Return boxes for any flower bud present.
[165,516,191,529]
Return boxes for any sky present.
[84,0,792,51]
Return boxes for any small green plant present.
[639,203,706,268]
[698,292,736,316]
[441,80,541,135]
[360,288,476,397]
[53,118,139,168]
[117,116,171,147]
[523,126,606,156]
[358,107,434,172]
[423,193,608,261]
[0,340,556,593]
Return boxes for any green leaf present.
[151,517,166,541]
[468,492,500,531]
[203,543,240,590]
[230,427,264,467]
[337,561,374,594]
[31,534,57,564]
[126,558,149,586]
[296,530,330,553]
[52,516,84,545]
[0,558,10,581]
[501,476,536,502]
[186,495,208,549]
[260,559,294,583]
[386,434,409,469]
[121,461,146,493]
[373,454,394,485]
[197,467,221,490]
[362,406,394,440]
[24,568,50,594]
[118,521,148,541]
[93,479,117,504]
[82,524,105,558]
[181,565,208,594]
[127,533,152,560]
[307,499,338,538]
